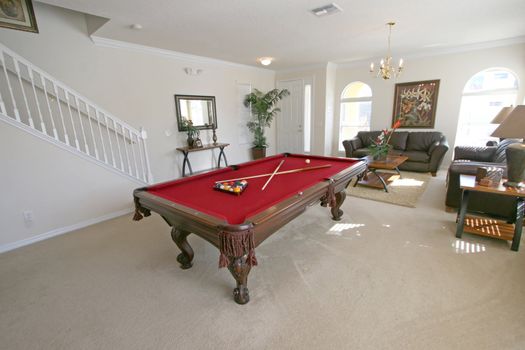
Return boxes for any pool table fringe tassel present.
[219,229,258,268]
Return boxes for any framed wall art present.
[392,79,440,128]
[0,0,38,33]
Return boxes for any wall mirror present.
[175,95,217,131]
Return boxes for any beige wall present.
[0,124,137,248]
[0,3,274,249]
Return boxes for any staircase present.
[0,42,152,184]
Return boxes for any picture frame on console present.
[392,79,440,128]
[0,0,38,33]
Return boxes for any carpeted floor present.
[1,172,525,350]
[347,171,431,207]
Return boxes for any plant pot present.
[251,147,266,160]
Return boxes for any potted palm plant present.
[244,88,290,159]
[180,118,201,148]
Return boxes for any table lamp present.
[491,105,525,187]
[491,106,513,124]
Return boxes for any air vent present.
[311,3,342,17]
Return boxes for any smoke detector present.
[311,3,342,17]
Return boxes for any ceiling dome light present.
[258,57,273,66]
[130,24,143,30]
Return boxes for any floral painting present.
[392,80,440,128]
[0,0,38,33]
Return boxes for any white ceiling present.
[38,0,525,70]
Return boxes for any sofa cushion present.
[401,150,430,163]
[406,132,443,152]
[357,131,382,147]
[390,132,409,150]
[352,148,372,158]
[388,149,403,156]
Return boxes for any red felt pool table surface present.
[147,153,361,225]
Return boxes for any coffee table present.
[354,155,409,192]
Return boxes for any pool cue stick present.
[214,164,332,183]
[261,159,285,191]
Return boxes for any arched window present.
[338,81,372,151]
[455,68,519,146]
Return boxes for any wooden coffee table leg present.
[370,169,389,192]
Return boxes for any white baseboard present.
[0,208,134,254]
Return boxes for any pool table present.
[133,153,365,304]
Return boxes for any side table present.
[176,143,229,177]
[455,175,525,251]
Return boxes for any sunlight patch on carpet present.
[326,223,365,236]
[346,171,431,208]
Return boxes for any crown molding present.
[336,36,525,69]
[275,63,332,74]
[90,36,274,73]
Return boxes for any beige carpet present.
[347,171,431,207]
[2,172,525,350]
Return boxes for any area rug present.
[346,171,431,208]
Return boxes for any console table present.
[456,175,525,251]
[176,143,229,177]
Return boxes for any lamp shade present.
[490,106,513,124]
[491,105,525,139]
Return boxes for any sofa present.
[445,139,521,219]
[342,131,449,176]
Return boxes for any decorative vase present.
[187,136,194,148]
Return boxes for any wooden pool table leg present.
[331,190,346,221]
[171,227,194,269]
[227,255,251,305]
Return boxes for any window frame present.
[338,81,373,151]
[455,68,519,147]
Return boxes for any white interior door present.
[276,79,305,154]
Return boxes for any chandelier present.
[369,22,404,80]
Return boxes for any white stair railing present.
[0,42,152,184]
